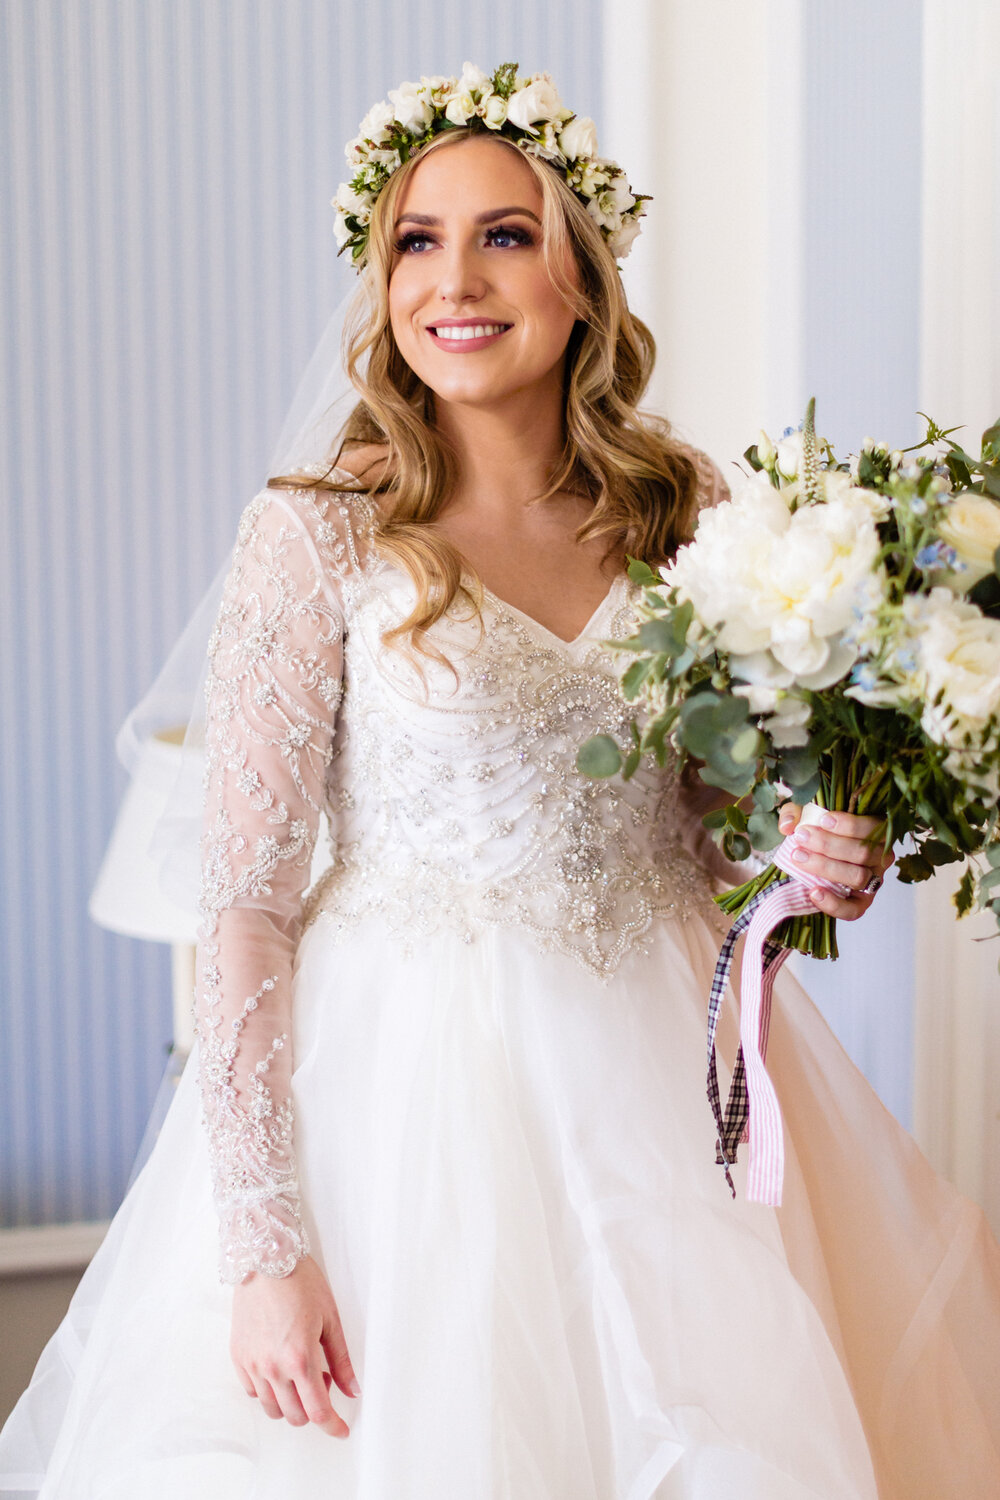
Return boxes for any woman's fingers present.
[321,1307,361,1401]
[252,1375,283,1421]
[296,1364,351,1439]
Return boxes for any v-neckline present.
[477,572,626,649]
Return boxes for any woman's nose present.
[435,240,487,304]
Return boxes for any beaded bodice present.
[193,458,729,1284]
[303,547,718,975]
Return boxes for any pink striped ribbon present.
[733,824,851,1206]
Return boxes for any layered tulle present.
[4,907,998,1498]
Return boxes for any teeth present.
[432,323,507,341]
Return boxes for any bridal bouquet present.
[579,403,1000,1204]
[581,402,1000,960]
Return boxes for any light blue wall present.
[793,0,923,1128]
[0,0,602,1227]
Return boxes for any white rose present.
[937,494,1000,590]
[458,61,491,95]
[579,161,610,197]
[359,100,394,141]
[506,76,563,133]
[333,212,352,249]
[389,80,434,133]
[558,114,599,161]
[602,173,636,215]
[774,427,830,482]
[334,181,374,220]
[444,89,476,126]
[606,216,642,258]
[482,94,507,128]
[756,430,777,468]
[914,590,1000,743]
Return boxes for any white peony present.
[506,75,563,132]
[663,478,883,687]
[558,114,599,161]
[388,79,435,133]
[937,494,1000,591]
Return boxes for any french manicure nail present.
[348,1377,361,1398]
[810,888,824,903]
[792,849,808,863]
[821,813,836,829]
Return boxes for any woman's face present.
[387,136,580,412]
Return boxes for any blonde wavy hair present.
[271,128,698,658]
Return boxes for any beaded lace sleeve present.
[194,489,344,1285]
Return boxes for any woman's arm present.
[195,490,343,1285]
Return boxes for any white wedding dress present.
[2,459,999,1499]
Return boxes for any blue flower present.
[850,663,879,691]
[914,540,958,571]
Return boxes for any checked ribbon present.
[706,810,851,1206]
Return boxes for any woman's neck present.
[435,387,566,516]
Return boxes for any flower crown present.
[332,61,649,270]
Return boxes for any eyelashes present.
[393,224,535,255]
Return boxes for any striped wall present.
[0,0,602,1227]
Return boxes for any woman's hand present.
[777,803,895,922]
[231,1253,359,1439]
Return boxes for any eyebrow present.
[393,205,542,229]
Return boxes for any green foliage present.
[576,734,622,778]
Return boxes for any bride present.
[2,62,998,1500]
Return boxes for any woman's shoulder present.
[674,441,731,510]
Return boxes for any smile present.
[427,322,513,350]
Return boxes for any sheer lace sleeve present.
[194,488,345,1284]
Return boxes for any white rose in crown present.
[458,61,491,95]
[506,76,563,132]
[558,114,599,161]
[389,79,435,134]
[359,100,395,142]
[482,94,508,128]
[445,89,477,127]
[607,216,643,258]
[334,182,375,219]
[937,494,1000,591]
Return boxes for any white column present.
[913,0,1000,1234]
[602,0,804,467]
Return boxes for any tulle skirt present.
[2,909,999,1498]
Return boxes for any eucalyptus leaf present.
[698,763,757,797]
[777,744,820,787]
[730,725,761,764]
[627,557,660,587]
[622,746,641,781]
[753,781,779,812]
[576,734,622,778]
[638,619,682,654]
[723,832,752,863]
[896,852,935,882]
[955,868,976,916]
[620,659,651,700]
[747,809,782,850]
